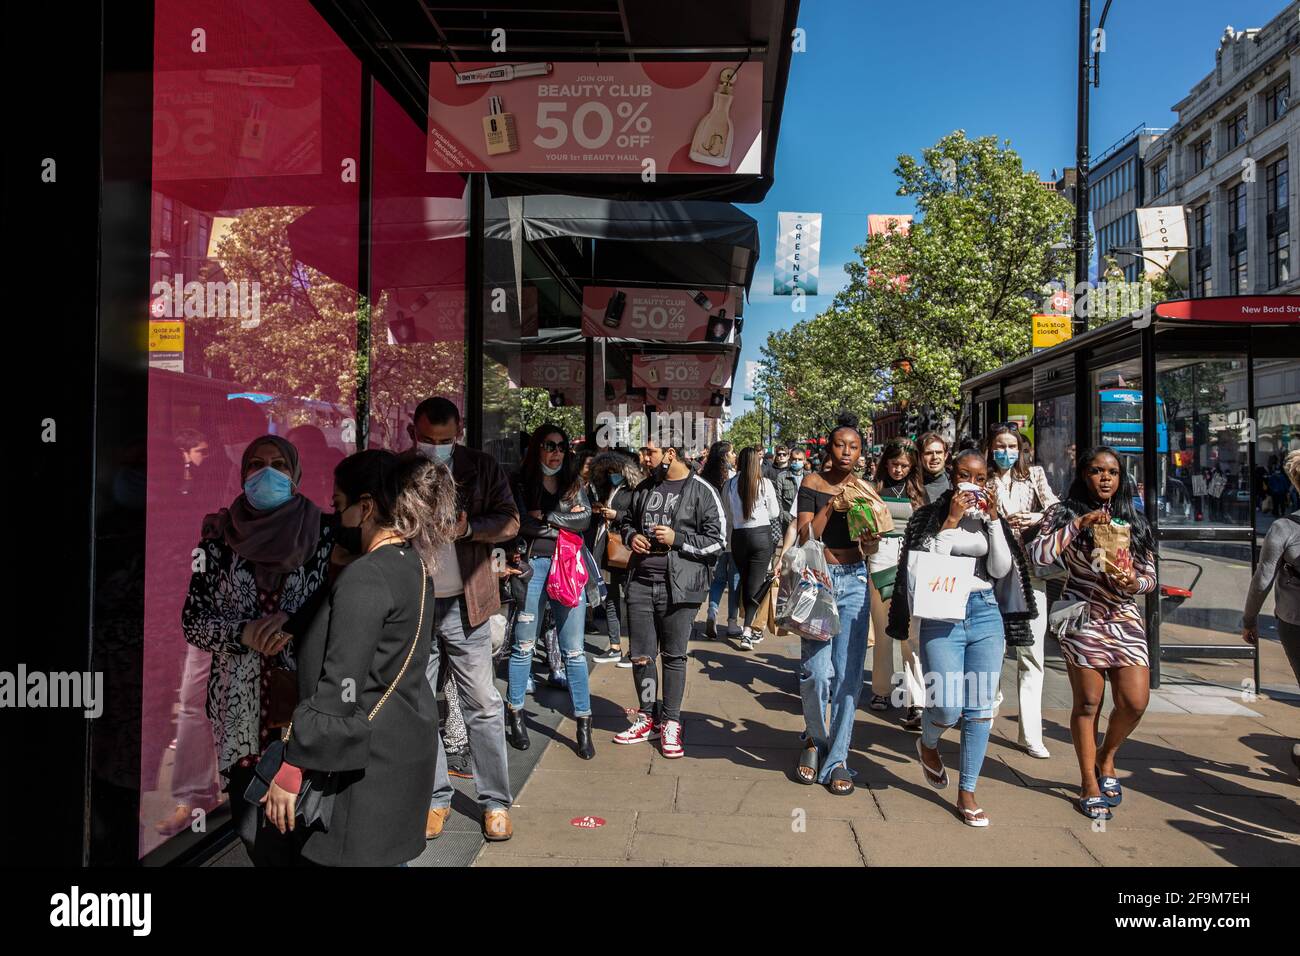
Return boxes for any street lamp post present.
[1074,0,1092,336]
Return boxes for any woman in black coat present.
[262,449,458,866]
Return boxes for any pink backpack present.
[546,529,589,608]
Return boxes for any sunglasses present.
[542,440,568,453]
[990,422,1020,433]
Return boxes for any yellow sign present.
[149,320,184,352]
[1032,314,1072,349]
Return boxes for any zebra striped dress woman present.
[1029,447,1157,822]
[1031,506,1157,668]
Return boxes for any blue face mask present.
[790,460,804,472]
[993,449,1019,470]
[609,473,624,486]
[418,441,455,463]
[244,466,295,511]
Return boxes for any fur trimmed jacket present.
[886,490,1039,646]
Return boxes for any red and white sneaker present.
[613,711,660,745]
[659,719,684,759]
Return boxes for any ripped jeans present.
[507,555,591,717]
[917,587,1005,792]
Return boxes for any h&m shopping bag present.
[906,551,976,622]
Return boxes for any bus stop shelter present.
[962,295,1300,688]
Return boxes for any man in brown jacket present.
[408,397,521,843]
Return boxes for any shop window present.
[1253,357,1300,536]
[366,84,469,451]
[1159,542,1255,644]
[1157,355,1249,529]
[1091,357,1147,507]
[139,0,362,861]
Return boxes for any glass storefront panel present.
[1157,355,1249,528]
[1090,356,1147,504]
[1159,541,1261,646]
[1253,356,1300,534]
[367,84,469,451]
[1032,390,1076,498]
[138,0,362,859]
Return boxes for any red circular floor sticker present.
[570,815,606,829]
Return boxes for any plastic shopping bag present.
[546,529,589,608]
[776,537,840,641]
[906,551,976,622]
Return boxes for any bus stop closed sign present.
[1032,314,1072,349]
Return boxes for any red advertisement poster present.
[426,61,762,175]
[381,286,466,343]
[581,286,738,342]
[632,353,732,390]
[153,67,323,180]
[520,354,586,402]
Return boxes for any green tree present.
[758,131,1076,438]
[723,408,766,451]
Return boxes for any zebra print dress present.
[1030,504,1157,669]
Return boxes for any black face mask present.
[654,459,672,481]
[334,502,365,554]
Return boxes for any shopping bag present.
[756,574,786,637]
[840,479,894,539]
[546,529,589,608]
[906,551,976,621]
[1090,520,1132,575]
[775,537,840,641]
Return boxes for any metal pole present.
[1074,0,1092,334]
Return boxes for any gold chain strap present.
[282,556,429,742]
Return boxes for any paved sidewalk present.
[473,621,1300,867]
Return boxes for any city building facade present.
[1091,126,1167,283]
[1143,4,1299,298]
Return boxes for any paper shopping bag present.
[906,551,976,622]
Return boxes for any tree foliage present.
[757,131,1076,438]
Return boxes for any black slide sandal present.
[827,764,854,796]
[796,742,819,785]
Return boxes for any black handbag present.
[244,561,428,831]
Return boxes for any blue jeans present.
[918,588,1005,792]
[708,551,741,622]
[799,561,870,783]
[507,555,591,717]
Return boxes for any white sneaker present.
[749,629,765,645]
[659,719,684,758]
[1025,743,1051,759]
[738,628,755,650]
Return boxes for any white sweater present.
[723,475,781,536]
[930,515,1013,591]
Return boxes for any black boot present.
[506,706,530,751]
[575,716,595,760]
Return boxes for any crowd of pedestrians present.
[171,394,1300,864]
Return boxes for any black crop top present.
[796,485,856,549]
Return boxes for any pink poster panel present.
[631,353,732,391]
[520,353,586,402]
[427,61,762,174]
[580,286,738,342]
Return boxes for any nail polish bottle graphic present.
[483,96,519,155]
[688,68,736,167]
[240,101,267,160]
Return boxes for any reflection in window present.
[1157,356,1249,528]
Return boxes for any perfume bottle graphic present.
[483,96,519,155]
[239,101,267,160]
[603,290,627,328]
[688,68,737,167]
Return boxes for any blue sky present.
[732,0,1289,416]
